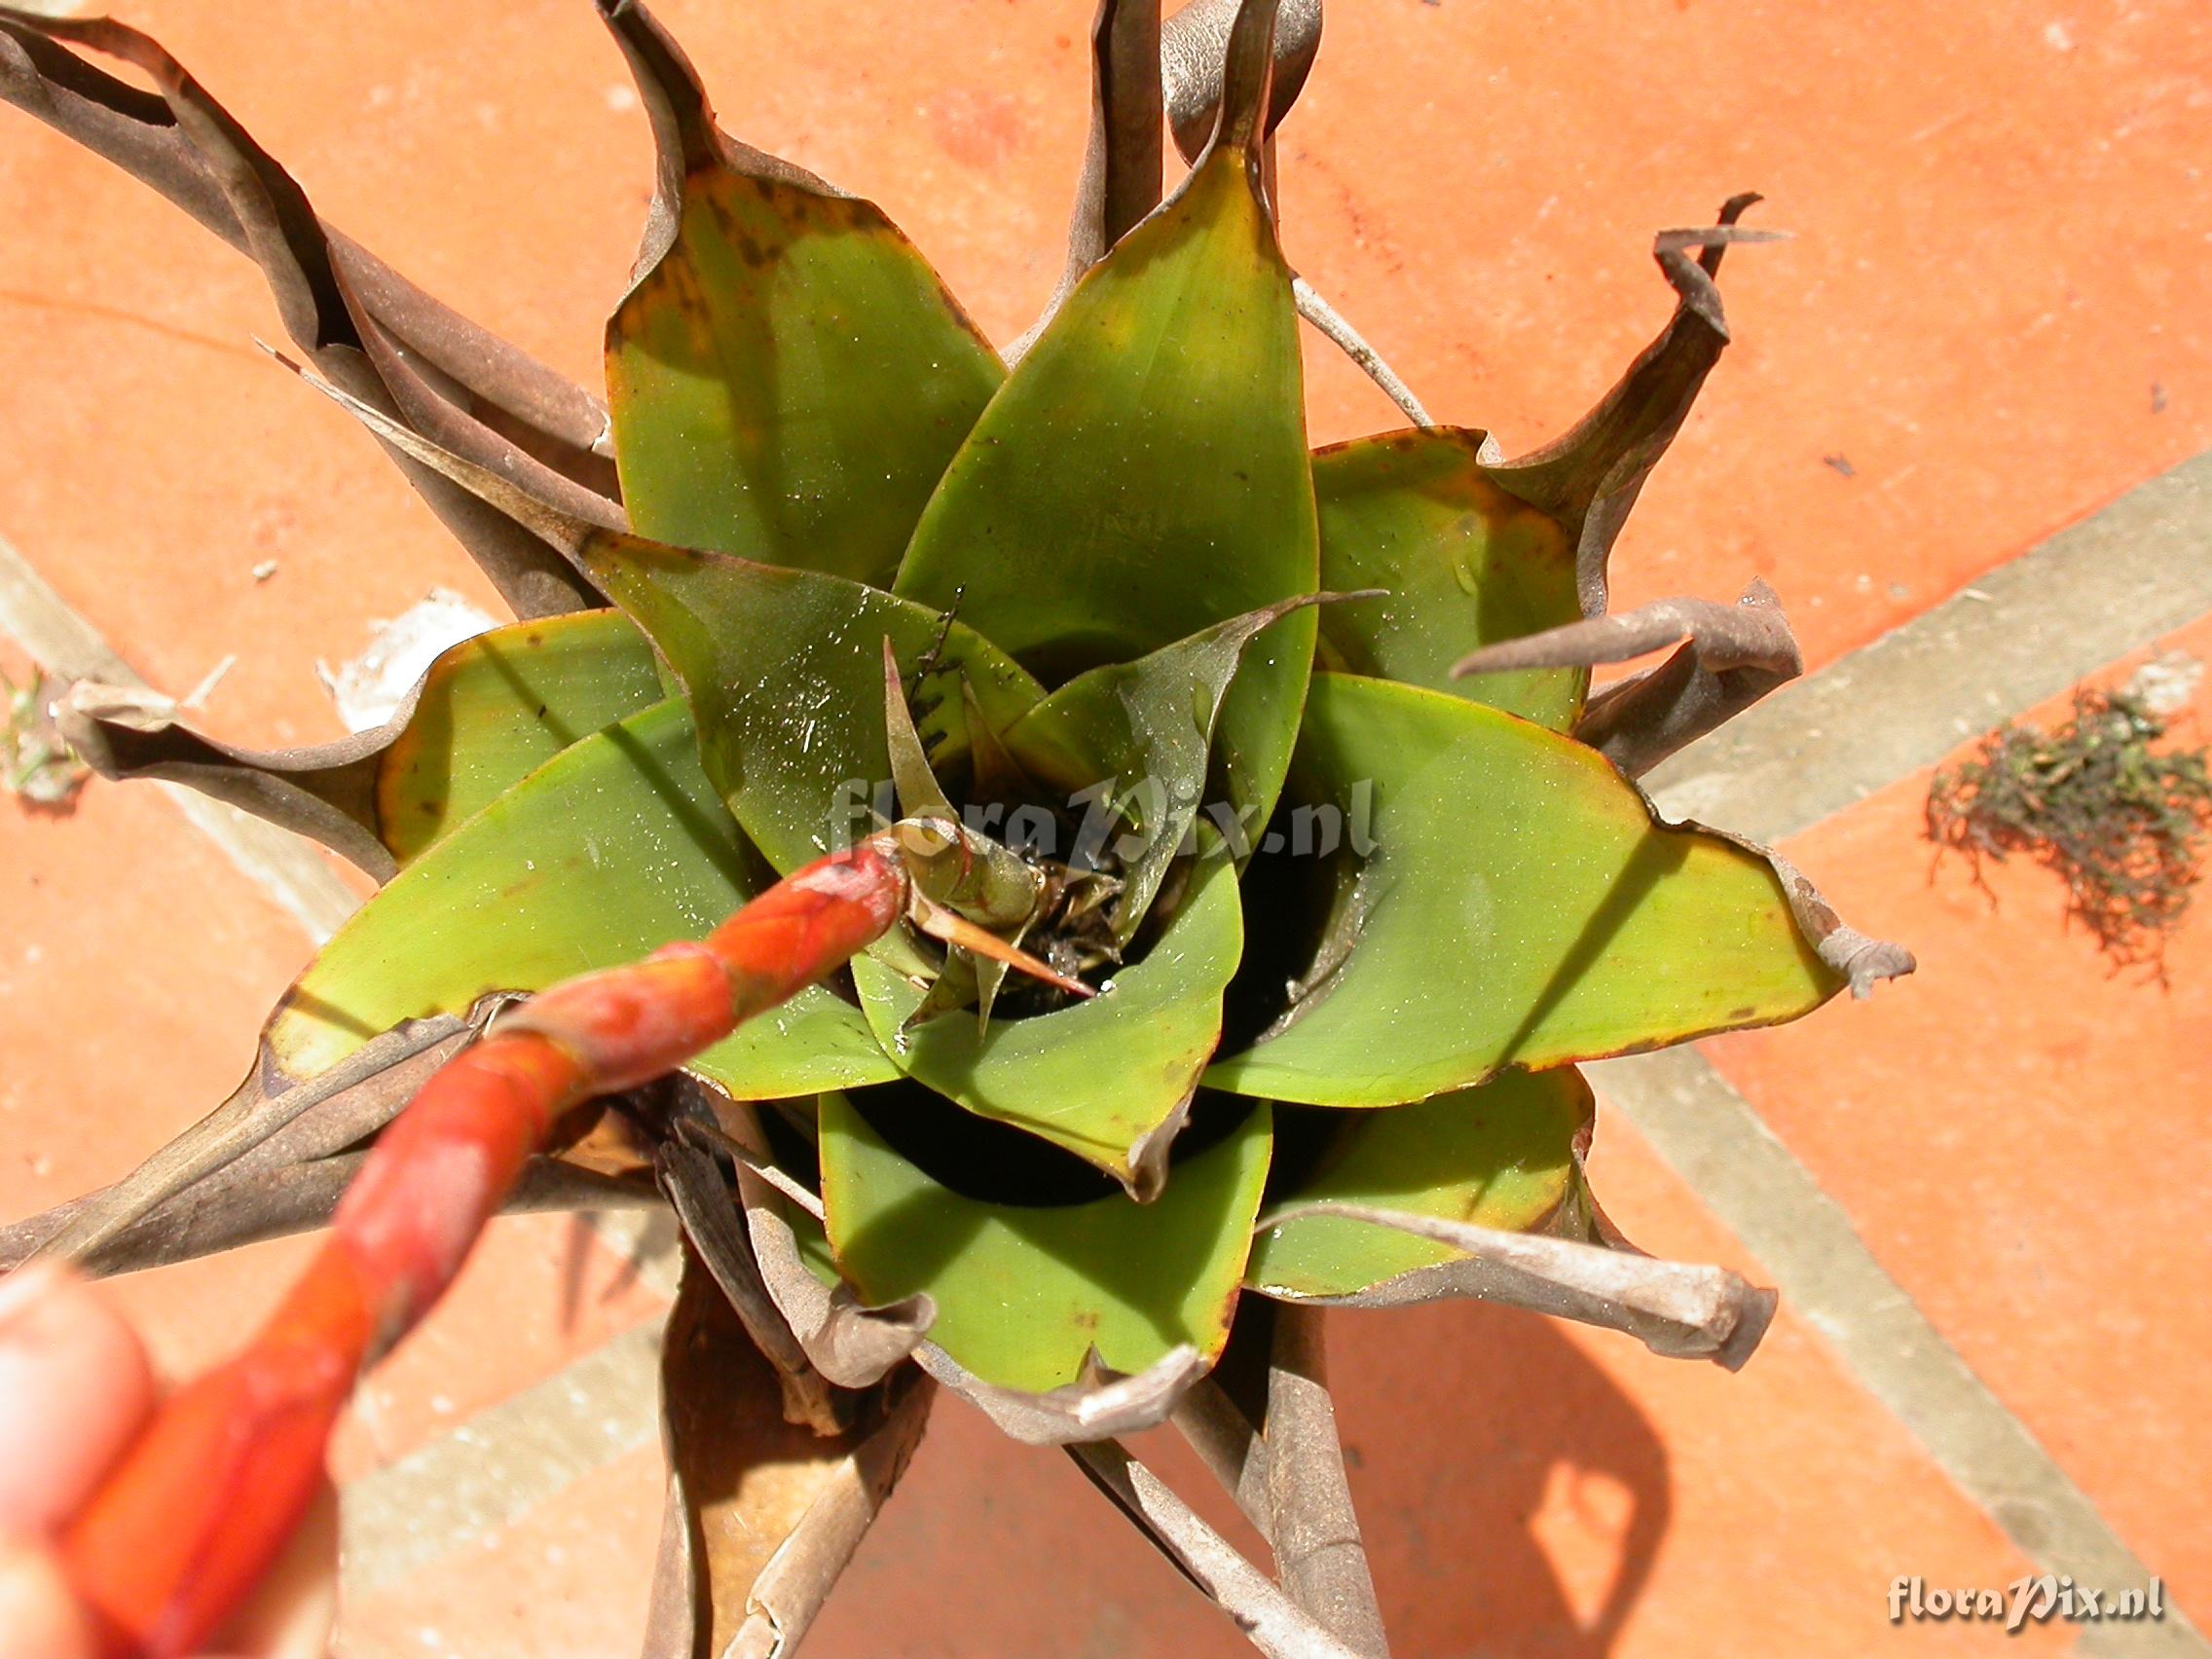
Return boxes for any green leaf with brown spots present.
[271,699,894,1099]
[577,537,1045,875]
[819,1089,1272,1391]
[380,610,667,862]
[1247,1068,1591,1299]
[1312,430,1584,726]
[894,140,1318,830]
[605,143,1002,585]
[1206,674,1841,1107]
[848,850,1242,1190]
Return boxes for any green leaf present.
[606,169,1003,586]
[578,538,1044,874]
[1003,596,1322,938]
[272,699,893,1099]
[1206,674,1841,1106]
[848,852,1242,1188]
[819,1090,1272,1391]
[894,147,1318,829]
[1312,431,1583,726]
[1246,1068,1590,1299]
[380,610,667,863]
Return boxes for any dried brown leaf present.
[1255,1200,1777,1370]
[1,1151,651,1278]
[735,1164,933,1390]
[1068,1438,1366,1659]
[916,1342,1211,1447]
[642,1245,931,1659]
[57,679,397,879]
[1161,0,1321,163]
[654,1128,845,1434]
[24,1012,479,1266]
[596,0,835,296]
[1454,579,1805,777]
[1487,197,1782,620]
[1011,0,1164,361]
[1264,1308,1385,1656]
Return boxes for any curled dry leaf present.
[736,1164,934,1390]
[1705,832,1919,999]
[1487,197,1783,620]
[1068,1438,1366,1659]
[1161,0,1322,162]
[59,679,400,879]
[595,0,835,291]
[1453,579,1805,777]
[1254,1200,1778,1370]
[654,1131,845,1434]
[644,1243,934,1659]
[915,1342,1213,1447]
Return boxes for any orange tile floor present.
[4,1,2210,1654]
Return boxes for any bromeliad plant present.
[1,2,1911,1654]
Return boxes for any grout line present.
[339,1314,667,1594]
[1591,1052,2206,1656]
[0,530,363,941]
[1643,447,2212,842]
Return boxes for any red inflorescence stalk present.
[58,833,914,1658]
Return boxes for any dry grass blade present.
[0,664,86,805]
[1068,1439,1368,1659]
[1292,277,1432,428]
[1258,1201,1777,1370]
[1264,1308,1386,1655]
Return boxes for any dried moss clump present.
[1928,688,2212,970]
[1,667,86,808]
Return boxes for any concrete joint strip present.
[1645,447,2212,842]
[340,1314,669,1594]
[1593,1051,2206,1656]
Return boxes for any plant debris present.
[1928,688,2212,971]
[2,665,88,808]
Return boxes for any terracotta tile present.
[0,776,313,1223]
[1707,610,2212,1622]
